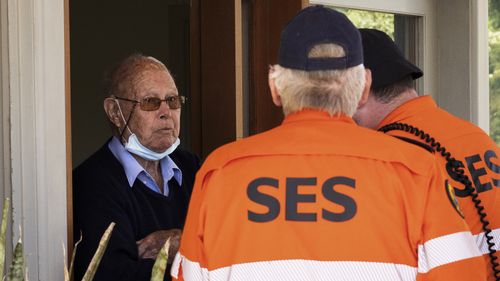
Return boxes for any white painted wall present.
[436,0,489,132]
[0,0,13,264]
[5,0,67,279]
[471,0,490,132]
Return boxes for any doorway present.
[70,0,192,167]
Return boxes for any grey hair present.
[271,44,365,117]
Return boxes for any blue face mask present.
[115,99,180,161]
[125,135,179,161]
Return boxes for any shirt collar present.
[282,109,355,125]
[378,96,437,129]
[108,137,182,187]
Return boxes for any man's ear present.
[268,74,282,107]
[103,98,122,128]
[357,68,372,109]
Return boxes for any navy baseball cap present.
[278,5,363,71]
[359,28,423,89]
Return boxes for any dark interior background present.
[70,0,191,167]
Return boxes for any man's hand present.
[136,228,181,263]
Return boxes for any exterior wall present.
[436,0,489,131]
[0,0,12,263]
[4,0,67,279]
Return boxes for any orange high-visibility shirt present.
[172,110,485,281]
[378,96,499,280]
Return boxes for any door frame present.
[3,0,68,279]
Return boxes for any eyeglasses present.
[113,95,186,111]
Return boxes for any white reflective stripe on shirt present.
[171,252,182,279]
[417,231,482,273]
[174,231,482,280]
[173,253,419,281]
[474,228,500,255]
[171,252,209,281]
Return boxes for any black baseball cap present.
[359,28,423,89]
[278,5,363,71]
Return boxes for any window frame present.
[310,0,490,133]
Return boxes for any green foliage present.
[66,223,172,281]
[491,92,500,141]
[150,238,170,281]
[7,239,24,281]
[0,199,173,281]
[0,198,9,279]
[64,223,115,281]
[490,0,500,29]
[0,198,26,281]
[64,234,83,281]
[81,222,115,281]
[337,8,394,38]
[69,235,83,280]
[490,0,500,144]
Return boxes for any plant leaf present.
[8,238,24,281]
[63,243,69,281]
[81,222,115,281]
[69,232,83,280]
[0,198,10,279]
[0,198,9,280]
[150,238,170,281]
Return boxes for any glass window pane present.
[329,7,422,94]
[336,8,395,38]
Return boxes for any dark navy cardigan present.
[73,140,200,281]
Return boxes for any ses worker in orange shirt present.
[354,28,500,281]
[172,6,485,281]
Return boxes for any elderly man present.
[354,28,499,281]
[73,54,200,281]
[171,6,484,281]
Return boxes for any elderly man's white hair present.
[270,43,365,117]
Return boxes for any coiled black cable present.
[379,122,499,281]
